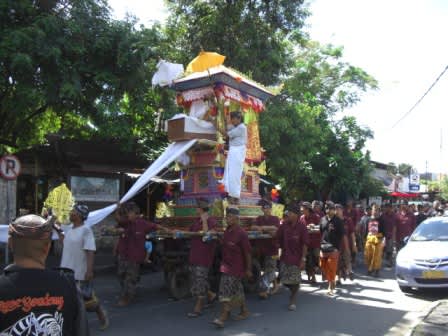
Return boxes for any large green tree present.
[260,42,379,201]
[164,0,309,84]
[0,0,159,154]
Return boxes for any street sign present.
[409,184,420,191]
[0,155,21,180]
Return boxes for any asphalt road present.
[88,261,448,336]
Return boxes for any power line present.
[392,64,448,128]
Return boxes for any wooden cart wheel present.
[168,269,191,300]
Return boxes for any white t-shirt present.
[60,224,96,281]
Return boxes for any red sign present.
[0,155,21,180]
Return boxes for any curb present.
[409,300,448,336]
[386,300,441,336]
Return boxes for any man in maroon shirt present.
[213,207,252,328]
[300,202,321,284]
[187,198,217,317]
[396,202,416,250]
[250,200,280,299]
[278,203,309,311]
[379,203,398,267]
[114,202,171,307]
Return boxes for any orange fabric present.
[320,251,339,282]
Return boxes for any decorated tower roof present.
[172,65,274,102]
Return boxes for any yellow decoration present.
[272,203,285,219]
[155,202,173,218]
[258,161,267,175]
[42,183,74,224]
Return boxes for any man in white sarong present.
[221,111,247,204]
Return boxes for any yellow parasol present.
[186,51,226,73]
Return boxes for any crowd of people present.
[1,198,445,333]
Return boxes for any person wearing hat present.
[319,201,345,295]
[114,201,172,307]
[277,202,309,311]
[0,215,87,335]
[186,198,218,318]
[299,202,321,284]
[219,110,247,205]
[250,199,280,299]
[212,207,252,328]
[59,204,109,330]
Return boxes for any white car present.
[395,216,448,293]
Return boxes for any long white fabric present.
[221,145,246,198]
[171,114,216,134]
[0,140,197,242]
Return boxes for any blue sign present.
[409,184,420,191]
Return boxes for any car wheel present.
[399,285,413,293]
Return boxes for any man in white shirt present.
[221,111,247,204]
[59,204,109,330]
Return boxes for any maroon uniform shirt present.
[254,215,280,256]
[189,217,217,267]
[396,211,416,241]
[220,225,251,278]
[277,218,310,267]
[300,213,321,249]
[379,212,398,239]
[117,217,157,263]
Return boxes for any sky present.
[108,0,448,175]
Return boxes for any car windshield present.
[410,219,448,241]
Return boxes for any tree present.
[164,0,309,84]
[260,42,378,201]
[0,0,157,154]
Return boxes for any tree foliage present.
[0,0,164,155]
[164,0,309,84]
[260,42,379,201]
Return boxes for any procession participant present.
[250,199,280,299]
[277,203,309,311]
[379,203,398,267]
[187,198,217,318]
[299,201,321,284]
[364,204,386,277]
[212,207,252,328]
[312,200,325,218]
[114,201,172,307]
[344,201,360,265]
[358,206,372,251]
[220,111,247,204]
[59,204,109,330]
[336,204,355,281]
[1,215,87,335]
[415,204,427,227]
[320,201,345,296]
[396,202,416,250]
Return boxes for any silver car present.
[395,216,448,293]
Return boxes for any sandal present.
[211,318,224,328]
[233,311,250,321]
[187,311,202,318]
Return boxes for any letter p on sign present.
[0,155,21,180]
